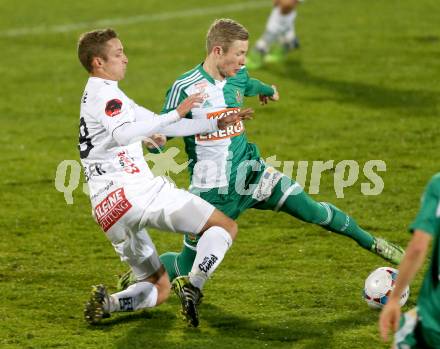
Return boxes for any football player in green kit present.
[380,173,440,348]
[119,18,404,326]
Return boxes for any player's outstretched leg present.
[87,267,170,324]
[85,281,160,324]
[278,186,404,264]
[371,237,405,265]
[319,202,404,264]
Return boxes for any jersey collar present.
[88,76,118,87]
[197,63,215,85]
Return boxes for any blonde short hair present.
[206,19,249,53]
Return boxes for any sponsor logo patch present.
[84,162,106,181]
[118,151,140,174]
[105,99,122,117]
[94,188,132,232]
[236,90,243,104]
[198,254,218,273]
[90,180,115,201]
[252,166,284,202]
[119,297,134,311]
[196,108,244,141]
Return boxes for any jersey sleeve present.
[161,81,189,114]
[93,87,135,135]
[159,118,218,137]
[112,103,180,145]
[242,67,275,97]
[409,174,440,237]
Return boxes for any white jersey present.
[79,77,155,183]
[78,77,216,280]
[78,76,216,239]
[79,77,177,231]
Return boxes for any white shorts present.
[90,176,215,279]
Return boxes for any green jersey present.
[162,64,274,190]
[409,173,440,334]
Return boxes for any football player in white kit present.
[77,28,252,327]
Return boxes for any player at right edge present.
[380,173,440,348]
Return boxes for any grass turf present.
[1,0,439,348]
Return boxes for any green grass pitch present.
[0,0,439,348]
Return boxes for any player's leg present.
[279,0,300,46]
[185,207,237,287]
[247,6,283,69]
[278,182,403,264]
[117,190,233,291]
[158,224,231,288]
[146,184,238,288]
[118,248,183,290]
[159,251,182,280]
[156,188,237,285]
[84,228,171,324]
[171,208,237,327]
[251,166,403,264]
[280,189,374,248]
[247,0,300,69]
[168,206,237,327]
[143,183,237,327]
[265,0,300,64]
[159,234,197,282]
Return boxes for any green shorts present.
[394,308,440,349]
[185,159,300,246]
[192,160,298,218]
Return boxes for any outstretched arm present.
[144,108,254,151]
[244,75,279,105]
[379,174,440,343]
[379,230,431,342]
[245,77,275,97]
[112,110,180,146]
[113,94,203,146]
[160,108,254,137]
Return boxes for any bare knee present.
[154,275,171,306]
[143,266,170,306]
[224,218,238,240]
[201,209,238,241]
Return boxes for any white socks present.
[107,281,158,313]
[102,227,233,313]
[256,7,297,53]
[189,226,233,290]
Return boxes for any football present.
[363,267,410,309]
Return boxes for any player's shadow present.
[87,307,177,333]
[269,59,438,117]
[114,301,380,349]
